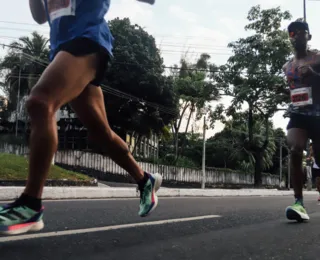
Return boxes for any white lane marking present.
[0,215,221,243]
[0,197,228,203]
[3,194,316,204]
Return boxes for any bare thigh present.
[28,51,98,112]
[287,128,308,150]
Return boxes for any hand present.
[136,0,155,4]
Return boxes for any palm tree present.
[223,112,277,176]
[0,31,49,120]
[172,53,220,159]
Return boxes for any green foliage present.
[137,154,198,168]
[211,5,293,185]
[0,31,49,116]
[0,153,91,181]
[104,18,178,137]
[214,5,292,118]
[0,134,26,145]
[205,112,277,173]
[171,54,220,159]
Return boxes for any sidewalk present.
[0,186,318,200]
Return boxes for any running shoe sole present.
[140,173,162,217]
[0,219,44,236]
[286,207,309,222]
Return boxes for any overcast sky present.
[0,0,318,137]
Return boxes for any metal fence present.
[0,142,280,187]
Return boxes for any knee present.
[26,96,55,121]
[88,128,115,146]
[290,145,304,158]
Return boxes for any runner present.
[309,143,320,201]
[283,20,320,222]
[0,0,161,235]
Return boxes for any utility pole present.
[15,54,22,137]
[201,116,206,189]
[279,138,283,188]
[288,148,291,190]
[303,0,307,21]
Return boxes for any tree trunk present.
[179,103,195,157]
[253,116,270,187]
[248,105,254,143]
[132,134,142,155]
[175,130,179,159]
[184,104,194,134]
[254,150,263,187]
[174,101,189,159]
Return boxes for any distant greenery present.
[0,153,91,181]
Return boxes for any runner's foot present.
[0,203,44,235]
[286,200,309,222]
[138,172,162,217]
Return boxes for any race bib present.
[47,0,76,21]
[290,87,313,107]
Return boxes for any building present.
[57,109,159,159]
[3,96,159,159]
[126,132,159,159]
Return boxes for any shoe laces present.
[138,185,145,203]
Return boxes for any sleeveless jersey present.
[43,0,114,60]
[285,52,320,116]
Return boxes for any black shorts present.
[55,37,110,86]
[312,167,320,182]
[287,113,320,140]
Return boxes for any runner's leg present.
[286,124,309,222]
[287,128,308,200]
[310,140,320,199]
[69,85,162,216]
[0,51,99,235]
[24,51,98,198]
[70,85,144,181]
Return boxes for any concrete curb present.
[0,187,318,200]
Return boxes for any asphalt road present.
[1,195,320,260]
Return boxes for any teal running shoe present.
[138,173,162,217]
[286,200,309,222]
[0,204,44,235]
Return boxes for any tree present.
[206,112,277,174]
[0,31,49,120]
[171,54,220,159]
[104,18,178,142]
[213,5,292,186]
[267,128,288,176]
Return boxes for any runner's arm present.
[275,62,290,95]
[136,0,155,4]
[29,0,47,24]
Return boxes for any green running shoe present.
[138,173,162,217]
[0,204,44,235]
[286,201,309,222]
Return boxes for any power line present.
[0,33,232,57]
[0,20,232,42]
[0,41,288,83]
[0,42,227,74]
[1,48,179,116]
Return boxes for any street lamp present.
[304,0,320,21]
